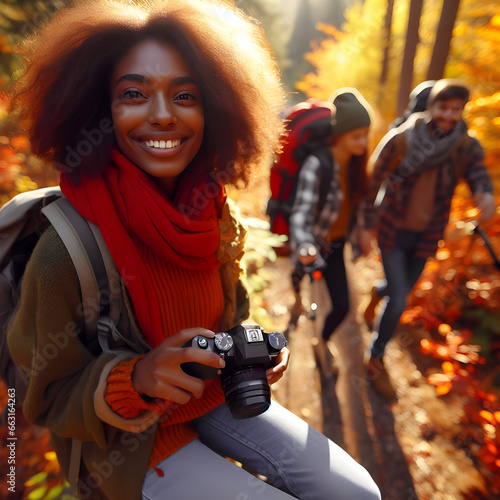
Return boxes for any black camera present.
[181,324,288,419]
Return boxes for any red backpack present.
[266,99,334,251]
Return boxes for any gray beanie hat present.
[329,88,372,135]
[427,78,470,107]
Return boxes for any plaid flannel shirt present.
[289,154,342,257]
[361,128,494,259]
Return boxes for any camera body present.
[181,324,288,419]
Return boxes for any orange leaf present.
[478,447,496,464]
[480,410,496,424]
[487,443,498,455]
[442,361,455,374]
[10,135,30,151]
[438,323,452,335]
[435,382,453,396]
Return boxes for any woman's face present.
[335,126,370,157]
[110,39,204,193]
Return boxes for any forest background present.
[0,0,499,499]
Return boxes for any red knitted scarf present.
[60,148,224,346]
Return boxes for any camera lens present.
[221,366,271,419]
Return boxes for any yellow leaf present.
[46,485,64,500]
[27,486,48,500]
[44,451,58,462]
[25,472,48,487]
[490,14,500,28]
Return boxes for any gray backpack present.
[0,185,150,404]
[0,187,114,405]
[0,186,148,489]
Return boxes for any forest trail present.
[266,253,493,500]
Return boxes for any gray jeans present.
[142,401,381,500]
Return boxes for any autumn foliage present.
[0,0,500,498]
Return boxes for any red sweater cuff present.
[105,356,168,418]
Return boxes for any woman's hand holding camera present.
[132,328,225,404]
[266,347,290,385]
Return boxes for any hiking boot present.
[312,337,339,378]
[364,355,397,399]
[363,286,382,331]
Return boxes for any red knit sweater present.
[105,244,225,468]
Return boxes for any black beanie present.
[329,88,372,135]
[427,78,470,107]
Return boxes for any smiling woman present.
[6,1,381,499]
[110,40,205,194]
[11,0,284,187]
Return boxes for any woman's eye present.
[121,90,145,100]
[175,92,196,102]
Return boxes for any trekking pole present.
[305,257,332,378]
[307,267,323,321]
[464,220,500,270]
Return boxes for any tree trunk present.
[396,0,424,116]
[426,0,461,80]
[377,0,396,106]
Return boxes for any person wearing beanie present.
[289,88,373,377]
[358,78,496,399]
[364,80,437,331]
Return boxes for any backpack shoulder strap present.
[41,198,110,352]
[313,147,334,210]
[41,198,118,492]
[42,197,146,354]
[451,131,473,181]
[373,131,407,208]
[386,131,407,176]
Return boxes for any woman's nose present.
[149,94,177,126]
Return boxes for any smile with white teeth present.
[143,139,181,149]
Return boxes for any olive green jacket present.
[7,199,249,499]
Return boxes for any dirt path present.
[266,255,492,500]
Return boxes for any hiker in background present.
[6,1,381,499]
[363,80,436,328]
[358,78,496,399]
[289,88,373,372]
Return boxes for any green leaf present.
[25,472,48,487]
[27,486,48,500]
[45,485,64,500]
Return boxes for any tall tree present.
[377,0,396,106]
[426,0,461,80]
[396,0,424,115]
